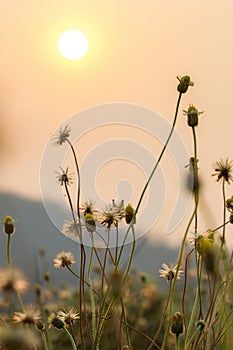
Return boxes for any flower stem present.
[63,326,77,350]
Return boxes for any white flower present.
[57,307,80,327]
[100,200,125,228]
[212,158,233,184]
[51,125,71,147]
[13,305,41,325]
[62,220,82,238]
[159,263,183,282]
[53,251,76,268]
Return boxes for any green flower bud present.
[125,204,135,224]
[171,312,183,336]
[196,319,205,331]
[84,213,96,233]
[230,214,233,224]
[177,75,194,93]
[226,196,233,213]
[3,216,15,235]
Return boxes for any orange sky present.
[1,1,233,245]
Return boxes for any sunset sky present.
[1,1,233,245]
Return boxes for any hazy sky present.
[1,1,233,245]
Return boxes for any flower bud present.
[177,75,194,94]
[226,196,233,213]
[183,105,204,127]
[196,319,205,331]
[3,216,15,235]
[84,213,96,233]
[171,312,183,336]
[125,204,135,224]
[36,320,45,332]
[48,313,64,330]
[230,214,233,224]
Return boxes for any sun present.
[58,30,89,60]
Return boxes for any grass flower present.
[159,263,183,282]
[183,104,204,127]
[81,199,98,216]
[48,313,64,329]
[84,213,96,233]
[0,268,29,294]
[212,158,233,184]
[55,167,74,186]
[53,251,76,269]
[177,75,194,94]
[51,125,71,147]
[1,215,15,235]
[57,307,80,327]
[100,200,125,228]
[63,220,81,238]
[226,196,233,212]
[13,305,41,325]
[189,229,214,255]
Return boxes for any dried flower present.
[212,158,233,184]
[13,305,41,325]
[53,251,76,268]
[81,200,98,216]
[100,200,125,228]
[51,125,71,147]
[159,263,183,282]
[0,268,29,294]
[177,75,194,94]
[55,167,74,186]
[57,307,80,327]
[183,104,204,127]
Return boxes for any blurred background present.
[0,1,232,288]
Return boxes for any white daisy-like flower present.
[212,158,233,184]
[189,229,214,246]
[159,263,183,282]
[100,200,125,228]
[62,220,82,238]
[13,305,41,325]
[53,251,76,269]
[57,307,80,327]
[51,125,71,147]
[55,167,74,186]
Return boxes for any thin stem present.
[40,331,49,350]
[66,139,81,227]
[161,207,197,350]
[89,233,97,341]
[116,92,183,268]
[175,335,179,350]
[221,180,226,247]
[147,280,172,350]
[66,265,100,298]
[7,234,12,268]
[63,326,77,350]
